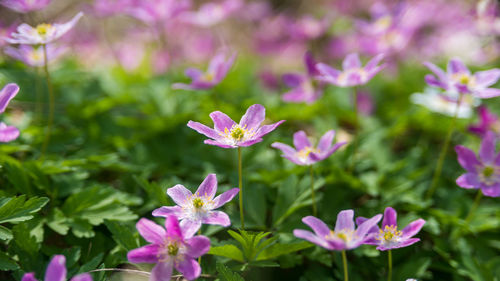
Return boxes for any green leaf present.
[0,250,18,271]
[257,241,313,261]
[0,195,49,224]
[208,245,244,262]
[216,263,245,281]
[0,225,12,241]
[104,220,139,251]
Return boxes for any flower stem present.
[388,250,392,281]
[309,165,317,216]
[238,147,244,229]
[341,250,349,281]
[198,229,202,265]
[426,94,463,199]
[40,44,54,159]
[464,191,483,224]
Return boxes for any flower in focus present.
[316,53,385,87]
[272,130,346,166]
[4,44,66,67]
[424,58,500,98]
[469,106,500,138]
[21,255,92,281]
[0,0,51,13]
[152,174,239,238]
[410,87,478,118]
[281,51,323,103]
[179,0,243,27]
[455,131,500,197]
[187,104,285,148]
[0,83,20,143]
[356,207,426,251]
[293,210,382,251]
[6,12,83,45]
[173,51,236,90]
[127,216,210,281]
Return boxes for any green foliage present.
[216,262,245,281]
[0,195,49,240]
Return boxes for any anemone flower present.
[469,106,500,138]
[153,174,239,237]
[4,44,66,67]
[127,216,210,281]
[21,255,92,281]
[0,0,51,13]
[281,51,323,104]
[0,83,20,143]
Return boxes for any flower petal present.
[203,211,231,226]
[271,142,297,157]
[127,244,160,263]
[167,184,193,207]
[237,138,263,147]
[423,62,447,84]
[382,207,397,228]
[476,88,500,99]
[355,214,382,238]
[456,173,480,189]
[455,145,481,172]
[365,53,385,71]
[304,51,319,77]
[293,229,332,250]
[204,139,234,148]
[316,63,341,80]
[185,68,203,80]
[151,261,173,281]
[137,218,166,244]
[481,183,500,197]
[317,130,335,152]
[70,273,93,281]
[342,53,361,70]
[180,219,202,239]
[239,104,265,130]
[302,216,331,237]
[21,273,38,281]
[447,58,469,75]
[209,111,236,133]
[44,255,67,281]
[401,219,426,239]
[479,131,496,164]
[293,130,312,150]
[187,120,220,140]
[335,210,355,232]
[283,73,304,87]
[212,188,239,208]
[0,83,19,113]
[185,236,211,258]
[165,215,183,239]
[152,206,183,217]
[255,120,285,139]
[474,69,500,88]
[195,174,217,199]
[0,122,20,143]
[377,238,420,251]
[175,258,201,281]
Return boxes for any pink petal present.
[456,173,480,189]
[382,207,397,228]
[212,188,239,208]
[455,145,481,172]
[401,219,426,239]
[195,174,217,199]
[44,255,67,281]
[136,218,166,244]
[203,211,231,226]
[447,58,470,75]
[204,139,235,148]
[21,273,38,281]
[302,216,331,237]
[127,244,160,263]
[239,104,265,130]
[0,123,20,143]
[342,53,361,70]
[271,142,297,157]
[317,130,335,152]
[70,273,93,281]
[175,258,201,280]
[167,184,193,207]
[180,219,202,239]
[209,111,236,133]
[293,229,331,250]
[185,236,211,258]
[165,215,183,239]
[0,83,19,113]
[152,206,183,217]
[187,121,220,140]
[335,210,355,232]
[474,69,500,88]
[151,261,173,281]
[479,131,496,164]
[355,214,382,238]
[293,130,311,150]
[255,120,285,139]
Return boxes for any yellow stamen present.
[36,24,52,36]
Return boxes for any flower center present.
[167,243,179,256]
[483,166,495,178]
[202,72,214,82]
[376,225,403,245]
[230,126,245,141]
[36,24,52,36]
[452,73,475,88]
[296,146,320,162]
[192,197,204,209]
[326,229,356,245]
[375,15,392,31]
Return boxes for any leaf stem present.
[464,190,483,224]
[40,44,54,158]
[341,250,349,281]
[388,250,392,281]
[310,165,317,216]
[238,147,244,229]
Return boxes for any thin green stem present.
[464,191,483,224]
[238,147,244,229]
[426,94,463,199]
[198,229,202,264]
[309,165,317,216]
[341,250,349,281]
[388,250,392,281]
[40,44,54,158]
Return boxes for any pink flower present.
[469,106,500,138]
[0,83,20,143]
[21,255,92,281]
[281,51,323,104]
[4,44,66,67]
[0,0,51,13]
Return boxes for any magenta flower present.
[469,106,500,138]
[0,83,20,143]
[424,58,500,98]
[127,216,210,281]
[356,207,426,251]
[293,210,382,251]
[152,174,239,238]
[455,131,500,197]
[6,12,83,45]
[4,44,66,67]
[187,104,285,148]
[281,51,323,104]
[271,130,346,166]
[173,52,236,91]
[316,53,385,87]
[179,0,243,27]
[288,16,329,40]
[21,255,92,281]
[126,0,191,25]
[0,0,51,13]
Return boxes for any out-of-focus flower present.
[356,91,375,116]
[455,131,500,197]
[173,51,236,90]
[152,174,239,238]
[0,83,20,143]
[424,58,500,98]
[0,21,17,48]
[469,106,500,137]
[4,44,66,67]
[410,87,478,118]
[92,0,133,17]
[6,12,83,45]
[179,0,243,27]
[356,207,425,251]
[21,255,92,281]
[126,0,191,25]
[272,130,346,166]
[317,53,385,87]
[282,51,323,104]
[258,70,280,90]
[289,16,329,41]
[127,216,210,281]
[0,0,51,13]
[188,104,285,148]
[293,210,382,251]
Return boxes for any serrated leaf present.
[216,263,245,281]
[0,250,18,271]
[0,225,12,241]
[208,245,244,262]
[104,220,139,251]
[256,241,313,261]
[0,195,49,224]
